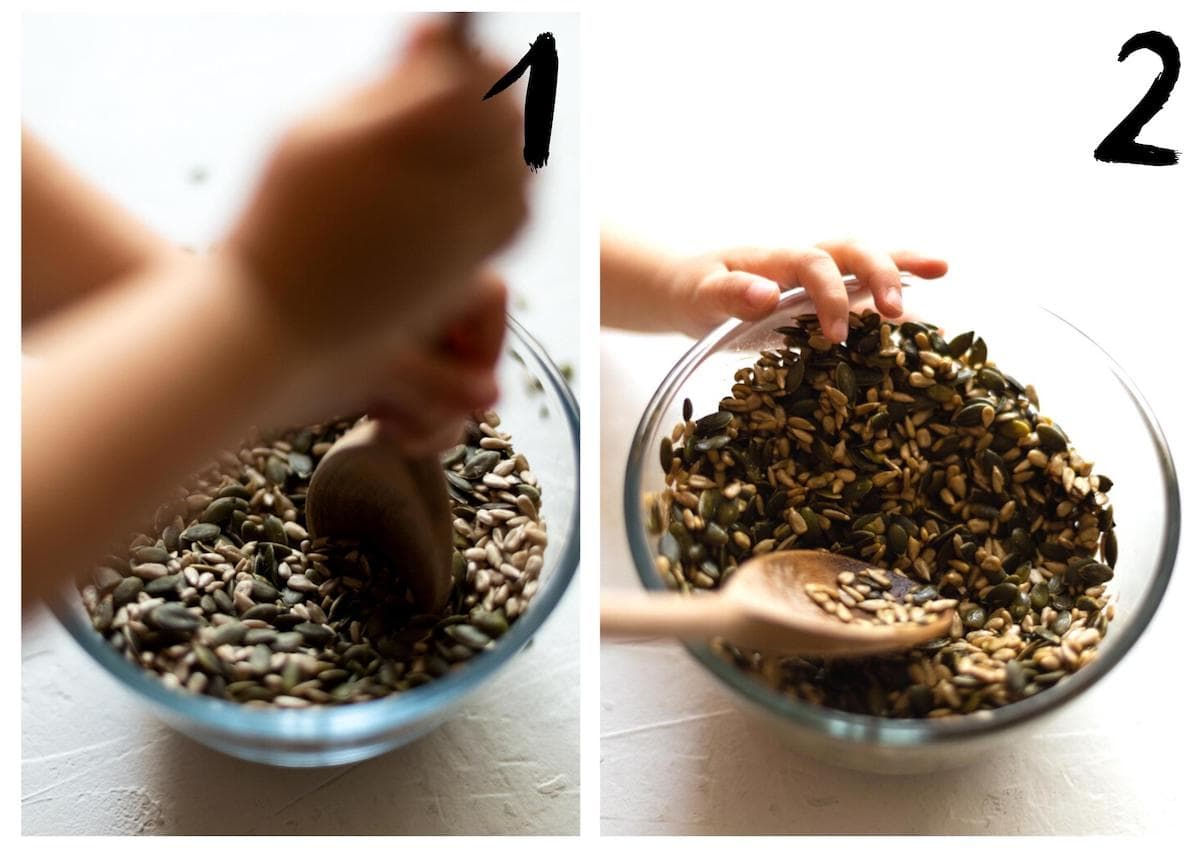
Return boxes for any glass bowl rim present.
[623,276,1179,745]
[51,312,580,742]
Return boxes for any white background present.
[20,10,580,837]
[597,1,1198,836]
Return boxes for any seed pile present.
[803,567,959,628]
[80,410,547,707]
[650,310,1116,717]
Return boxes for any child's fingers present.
[443,270,508,366]
[407,420,471,456]
[889,250,950,279]
[729,248,850,343]
[817,240,905,319]
[393,357,500,414]
[365,343,499,433]
[368,370,486,445]
[695,270,781,324]
[404,14,470,58]
[374,411,465,457]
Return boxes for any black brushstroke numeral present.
[485,32,558,171]
[1094,31,1180,166]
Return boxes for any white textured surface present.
[23,590,578,836]
[21,12,579,837]
[597,3,1197,836]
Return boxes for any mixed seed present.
[802,568,959,629]
[649,310,1117,717]
[80,410,547,707]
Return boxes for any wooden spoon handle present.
[601,591,738,643]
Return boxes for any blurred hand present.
[660,240,948,339]
[227,16,528,358]
[368,270,509,455]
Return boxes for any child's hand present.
[660,240,948,339]
[228,16,528,356]
[368,271,509,456]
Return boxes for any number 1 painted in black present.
[484,33,558,172]
[1094,31,1180,166]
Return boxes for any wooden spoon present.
[305,418,452,614]
[601,550,953,657]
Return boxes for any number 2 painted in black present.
[1094,30,1180,166]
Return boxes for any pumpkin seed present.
[180,523,220,545]
[200,497,246,526]
[1102,530,1118,566]
[147,603,201,632]
[694,411,733,436]
[1036,423,1068,453]
[834,362,857,402]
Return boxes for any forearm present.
[21,258,289,605]
[21,127,184,326]
[600,230,681,333]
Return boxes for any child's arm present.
[601,230,948,340]
[23,258,287,606]
[21,127,186,326]
[22,17,527,606]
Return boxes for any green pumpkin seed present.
[265,456,289,484]
[983,582,1019,607]
[834,362,857,402]
[180,523,221,545]
[1079,561,1114,587]
[694,411,733,436]
[1102,530,1118,566]
[946,330,974,358]
[968,337,988,367]
[446,624,492,650]
[262,515,287,546]
[133,546,170,564]
[1036,423,1068,453]
[112,576,143,608]
[200,496,247,526]
[147,603,200,632]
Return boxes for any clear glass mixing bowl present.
[53,314,579,767]
[624,276,1178,773]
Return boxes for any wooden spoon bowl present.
[602,550,953,658]
[304,418,452,614]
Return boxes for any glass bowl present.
[624,276,1178,774]
[53,314,579,767]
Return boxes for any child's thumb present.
[404,13,474,60]
[443,271,508,366]
[697,270,781,322]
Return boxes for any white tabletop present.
[21,12,579,836]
